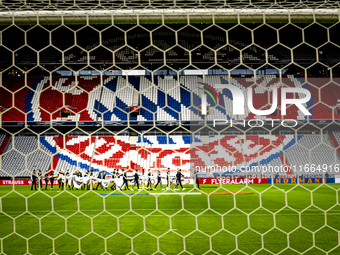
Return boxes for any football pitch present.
[0,183,339,255]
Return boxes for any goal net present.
[0,3,340,254]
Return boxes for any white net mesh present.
[0,9,340,255]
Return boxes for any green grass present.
[0,183,340,255]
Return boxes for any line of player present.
[30,168,200,191]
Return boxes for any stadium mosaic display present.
[1,1,340,254]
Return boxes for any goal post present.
[0,8,339,25]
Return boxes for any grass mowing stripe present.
[100,192,255,196]
[2,213,336,216]
[0,184,339,254]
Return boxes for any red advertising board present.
[198,178,267,185]
[130,106,140,112]
[1,178,266,185]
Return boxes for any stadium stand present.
[1,133,338,178]
[1,75,340,122]
[2,2,340,254]
[0,136,53,177]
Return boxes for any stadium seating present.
[1,74,339,122]
[1,133,338,178]
[0,136,53,177]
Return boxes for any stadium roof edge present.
[0,8,339,24]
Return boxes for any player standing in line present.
[114,169,118,190]
[71,170,78,190]
[31,170,38,190]
[95,170,102,190]
[44,170,49,190]
[174,169,185,190]
[146,169,153,190]
[193,169,200,190]
[154,169,165,190]
[77,170,84,190]
[88,169,94,190]
[50,169,55,190]
[117,169,124,190]
[83,170,89,190]
[65,170,71,190]
[96,170,106,190]
[123,169,129,190]
[131,170,140,190]
[110,169,116,190]
[62,170,66,190]
[166,167,171,190]
[103,170,109,190]
[38,170,43,190]
[57,170,63,190]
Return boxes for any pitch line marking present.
[98,192,255,196]
[2,211,338,216]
